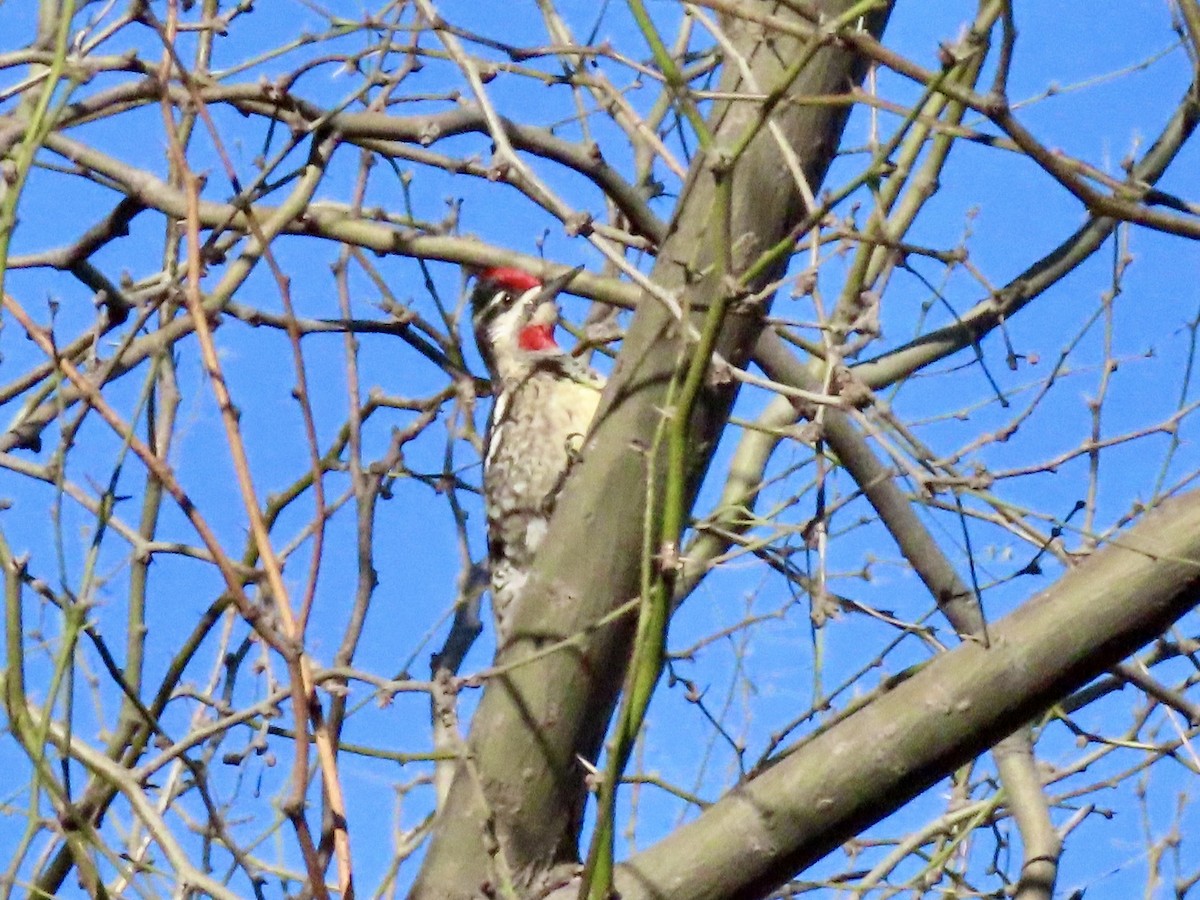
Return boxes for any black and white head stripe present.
[471,267,543,325]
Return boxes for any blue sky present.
[1,1,1198,897]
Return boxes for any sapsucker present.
[471,266,604,643]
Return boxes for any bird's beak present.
[529,265,584,305]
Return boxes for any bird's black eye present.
[473,288,515,328]
[485,290,516,319]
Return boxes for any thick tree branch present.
[551,488,1200,900]
[411,2,894,895]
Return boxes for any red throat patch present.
[518,323,557,351]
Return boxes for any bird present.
[470,265,604,643]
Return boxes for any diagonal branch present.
[560,487,1200,900]
[411,2,894,895]
[853,82,1200,389]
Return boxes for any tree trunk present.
[411,2,894,896]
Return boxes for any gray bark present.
[546,488,1200,899]
[410,2,893,896]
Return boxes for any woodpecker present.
[471,266,604,643]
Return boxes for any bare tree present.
[2,2,1199,899]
